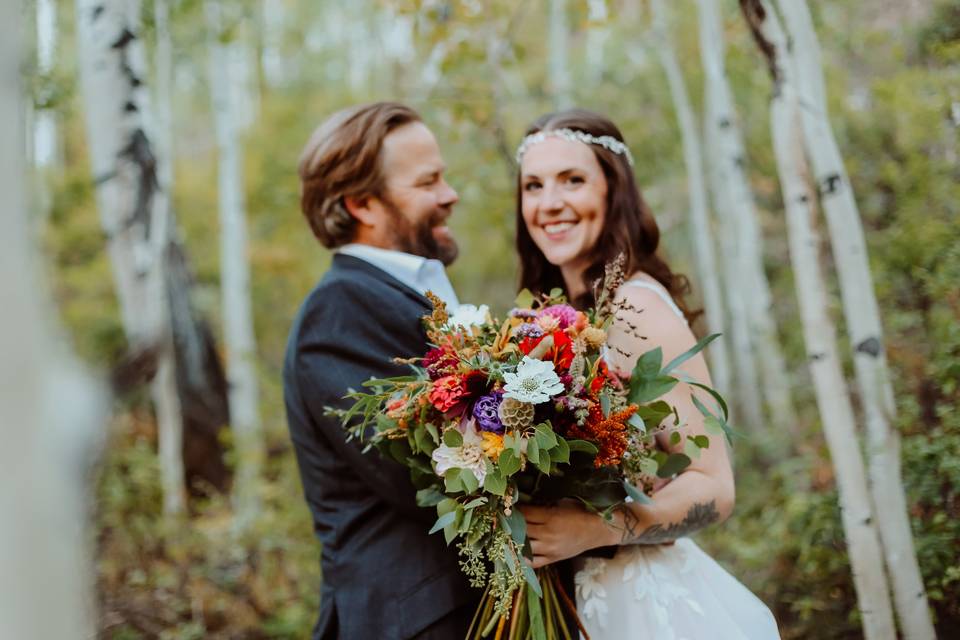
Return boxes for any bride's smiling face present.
[520,136,608,277]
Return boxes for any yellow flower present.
[480,432,505,461]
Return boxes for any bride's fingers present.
[518,504,551,523]
[530,555,550,569]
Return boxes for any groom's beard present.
[383,198,459,266]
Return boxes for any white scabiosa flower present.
[431,419,488,484]
[446,303,490,330]
[502,356,565,404]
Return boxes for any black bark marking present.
[111,28,137,50]
[118,128,159,238]
[719,117,731,128]
[92,5,105,20]
[123,101,138,113]
[810,352,825,361]
[855,337,882,357]
[820,173,842,196]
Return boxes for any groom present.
[283,102,479,639]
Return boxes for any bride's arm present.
[522,286,735,567]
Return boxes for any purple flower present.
[509,307,539,320]
[538,304,578,329]
[472,392,504,434]
[515,322,545,339]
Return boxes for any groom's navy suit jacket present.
[284,253,479,639]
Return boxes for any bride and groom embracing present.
[283,101,781,639]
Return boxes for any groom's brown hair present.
[298,102,422,248]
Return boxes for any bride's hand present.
[520,501,619,569]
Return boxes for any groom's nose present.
[438,179,459,208]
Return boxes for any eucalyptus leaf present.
[623,480,653,504]
[514,288,535,309]
[505,508,528,546]
[630,376,679,404]
[498,448,521,476]
[460,469,480,494]
[442,428,463,448]
[416,487,444,508]
[567,439,599,455]
[526,437,540,464]
[429,510,457,534]
[632,347,663,382]
[443,468,463,493]
[483,469,507,496]
[658,452,692,478]
[600,392,611,418]
[661,333,720,375]
[550,437,570,464]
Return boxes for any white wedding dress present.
[572,280,780,640]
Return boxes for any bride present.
[514,109,781,639]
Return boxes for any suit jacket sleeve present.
[292,281,433,523]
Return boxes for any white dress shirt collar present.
[337,244,460,309]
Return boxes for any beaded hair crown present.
[515,128,635,166]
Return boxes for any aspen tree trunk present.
[154,0,175,189]
[649,0,733,406]
[261,0,287,88]
[585,0,609,84]
[1,4,105,635]
[741,2,897,637]
[206,0,263,532]
[775,3,934,636]
[697,0,797,436]
[34,0,60,169]
[75,0,187,515]
[549,0,572,109]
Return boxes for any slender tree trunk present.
[34,0,60,169]
[549,0,572,109]
[75,0,187,515]
[206,0,263,532]
[775,3,934,636]
[697,0,797,436]
[585,0,609,84]
[741,3,897,638]
[1,4,105,635]
[260,0,287,89]
[649,0,733,405]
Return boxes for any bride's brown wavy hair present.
[515,109,698,321]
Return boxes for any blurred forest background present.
[12,0,960,638]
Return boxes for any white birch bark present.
[549,0,572,109]
[745,3,896,637]
[775,3,934,636]
[697,0,797,435]
[261,0,287,88]
[206,0,263,532]
[34,0,60,169]
[75,0,185,515]
[154,0,174,192]
[649,0,733,403]
[585,0,609,84]
[1,5,105,634]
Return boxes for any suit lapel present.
[331,253,434,311]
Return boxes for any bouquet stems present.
[466,566,590,640]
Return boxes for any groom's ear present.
[343,194,379,226]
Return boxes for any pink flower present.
[538,304,578,330]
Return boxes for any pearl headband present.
[515,128,635,166]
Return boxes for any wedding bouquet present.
[333,261,731,640]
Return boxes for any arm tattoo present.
[615,501,720,545]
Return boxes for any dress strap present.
[621,279,687,324]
